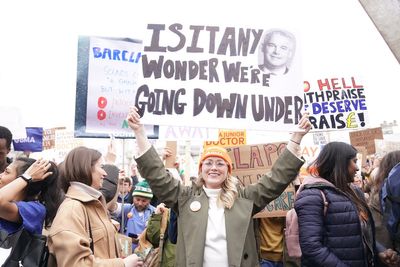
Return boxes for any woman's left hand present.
[290,112,312,143]
[24,159,52,182]
[162,147,173,160]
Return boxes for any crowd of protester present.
[2,107,400,267]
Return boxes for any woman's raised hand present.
[126,106,143,132]
[290,112,312,144]
[127,106,151,153]
[24,159,52,182]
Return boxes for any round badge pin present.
[190,201,201,212]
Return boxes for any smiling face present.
[347,156,359,183]
[91,158,107,190]
[201,157,229,189]
[264,32,293,69]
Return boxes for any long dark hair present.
[14,157,64,228]
[308,142,367,214]
[14,157,35,176]
[373,150,400,191]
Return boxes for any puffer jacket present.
[294,176,379,267]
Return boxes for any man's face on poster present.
[265,33,293,68]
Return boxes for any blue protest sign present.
[13,127,43,152]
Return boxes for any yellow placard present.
[204,129,246,148]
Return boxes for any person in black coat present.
[295,142,399,267]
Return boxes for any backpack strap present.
[319,190,328,215]
[160,209,169,236]
[303,184,329,215]
[157,209,170,265]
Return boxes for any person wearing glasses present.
[126,106,311,267]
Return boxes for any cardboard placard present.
[43,127,66,150]
[227,143,287,185]
[204,130,246,147]
[165,141,177,168]
[226,142,295,217]
[349,127,383,154]
[253,185,296,218]
[116,233,132,258]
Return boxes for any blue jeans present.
[260,259,283,267]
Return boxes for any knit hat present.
[199,146,233,174]
[132,179,153,199]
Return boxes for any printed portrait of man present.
[258,29,296,76]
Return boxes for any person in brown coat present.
[47,146,143,267]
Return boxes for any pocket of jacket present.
[91,228,105,244]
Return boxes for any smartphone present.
[128,233,138,239]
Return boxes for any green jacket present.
[146,213,176,267]
[136,146,304,267]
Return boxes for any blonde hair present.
[197,174,238,209]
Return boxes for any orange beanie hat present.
[198,146,233,174]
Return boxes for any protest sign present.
[55,129,85,161]
[313,132,328,145]
[253,187,295,218]
[304,77,369,130]
[139,24,303,131]
[76,24,303,133]
[13,127,43,152]
[159,126,218,141]
[204,130,246,147]
[349,127,383,154]
[116,233,132,258]
[226,142,295,217]
[75,36,158,138]
[301,145,321,164]
[43,127,66,150]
